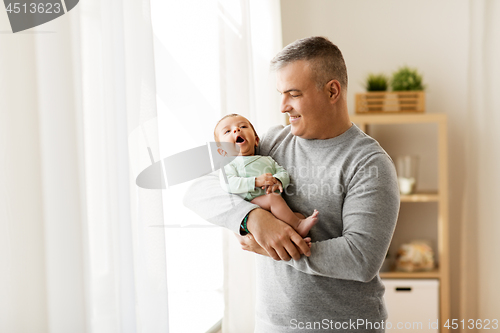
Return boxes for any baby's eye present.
[224,130,230,134]
[241,125,247,128]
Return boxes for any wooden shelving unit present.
[351,113,449,331]
[380,269,441,279]
[399,192,439,202]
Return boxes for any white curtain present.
[0,0,168,332]
[461,0,500,327]
[78,0,169,332]
[1,0,283,331]
[217,1,283,332]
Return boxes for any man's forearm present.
[245,208,311,261]
[184,172,310,260]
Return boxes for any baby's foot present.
[296,209,319,237]
[298,237,312,255]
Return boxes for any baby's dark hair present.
[213,113,258,142]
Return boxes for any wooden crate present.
[355,91,425,114]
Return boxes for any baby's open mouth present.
[236,136,245,144]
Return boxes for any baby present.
[214,113,318,237]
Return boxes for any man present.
[184,36,400,333]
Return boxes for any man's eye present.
[291,94,300,98]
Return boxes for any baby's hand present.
[255,173,277,188]
[265,181,283,194]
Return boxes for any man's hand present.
[245,208,311,261]
[235,233,269,256]
[236,233,312,257]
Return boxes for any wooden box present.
[355,91,425,114]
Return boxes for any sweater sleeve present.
[219,163,256,194]
[283,153,400,282]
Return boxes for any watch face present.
[5,0,80,33]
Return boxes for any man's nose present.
[280,96,292,113]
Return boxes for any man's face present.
[215,116,259,156]
[276,60,333,140]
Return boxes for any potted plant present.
[388,66,426,113]
[365,73,389,92]
[391,66,425,91]
[356,73,393,113]
[355,67,426,114]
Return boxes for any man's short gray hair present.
[270,36,348,92]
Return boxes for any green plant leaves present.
[365,73,389,92]
[364,67,425,92]
[391,66,425,91]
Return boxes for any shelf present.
[380,269,441,279]
[351,113,447,125]
[351,113,449,330]
[400,192,439,202]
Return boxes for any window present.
[151,1,224,332]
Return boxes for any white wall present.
[280,0,470,323]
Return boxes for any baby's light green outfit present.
[220,155,290,201]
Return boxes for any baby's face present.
[215,116,259,156]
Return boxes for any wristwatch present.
[240,213,250,236]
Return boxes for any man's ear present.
[255,136,260,147]
[326,79,342,103]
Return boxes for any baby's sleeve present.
[271,159,290,189]
[220,163,255,194]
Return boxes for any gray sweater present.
[184,124,400,332]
